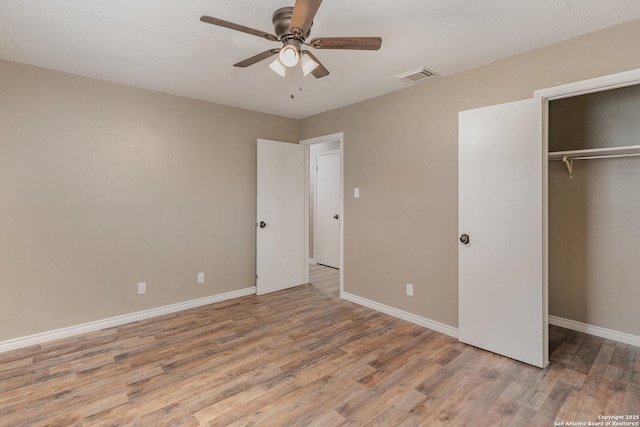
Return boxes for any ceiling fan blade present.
[309,37,382,50]
[233,49,280,67]
[303,51,329,78]
[289,0,323,37]
[200,15,278,41]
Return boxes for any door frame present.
[535,68,640,344]
[300,133,344,295]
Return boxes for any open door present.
[458,98,547,368]
[256,139,306,295]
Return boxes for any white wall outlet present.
[137,282,146,295]
[354,187,360,198]
[197,272,205,284]
[406,283,414,296]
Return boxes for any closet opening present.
[545,81,640,350]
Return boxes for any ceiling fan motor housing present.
[272,6,312,40]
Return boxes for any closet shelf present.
[548,144,640,178]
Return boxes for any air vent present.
[395,67,436,85]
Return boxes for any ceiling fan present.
[200,0,382,78]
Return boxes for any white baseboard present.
[0,287,256,354]
[341,292,458,338]
[10,289,635,356]
[549,315,640,347]
[308,258,316,264]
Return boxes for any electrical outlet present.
[406,283,413,296]
[137,282,146,295]
[197,272,205,284]
[354,187,360,198]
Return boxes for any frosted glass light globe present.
[300,54,319,76]
[279,45,299,67]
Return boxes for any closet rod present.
[551,152,640,179]
[548,144,640,161]
[548,145,640,178]
[556,152,640,161]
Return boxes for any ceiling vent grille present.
[395,67,436,85]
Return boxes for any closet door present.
[458,98,547,368]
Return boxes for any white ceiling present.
[2,1,640,119]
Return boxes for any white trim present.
[0,287,256,354]
[303,144,310,285]
[342,292,458,338]
[534,68,640,101]
[549,315,640,347]
[300,133,344,296]
[300,132,343,147]
[308,258,316,264]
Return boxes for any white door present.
[458,98,547,368]
[315,153,341,268]
[256,139,305,295]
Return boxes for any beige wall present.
[300,19,640,330]
[3,18,640,343]
[549,86,640,335]
[0,59,299,341]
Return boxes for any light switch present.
[354,187,360,198]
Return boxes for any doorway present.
[535,69,640,348]
[301,133,344,296]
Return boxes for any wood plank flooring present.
[0,264,638,426]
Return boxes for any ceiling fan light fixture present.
[300,53,319,76]
[269,57,287,77]
[200,3,382,80]
[279,43,299,67]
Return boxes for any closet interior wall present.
[548,84,640,337]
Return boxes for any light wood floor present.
[1,264,638,426]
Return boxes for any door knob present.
[333,214,339,220]
[258,221,266,229]
[459,234,470,245]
